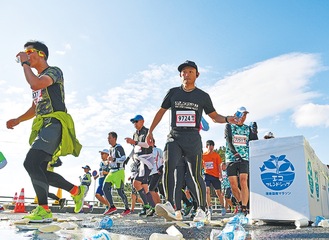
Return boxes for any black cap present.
[178,60,198,73]
[82,165,91,170]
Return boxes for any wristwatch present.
[21,61,30,66]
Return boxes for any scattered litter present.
[175,221,190,229]
[38,224,62,233]
[166,225,183,238]
[149,233,182,240]
[294,218,309,229]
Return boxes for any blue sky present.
[0,1,328,200]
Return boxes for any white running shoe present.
[193,208,208,223]
[155,201,176,221]
[175,210,183,221]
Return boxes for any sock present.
[70,186,79,195]
[146,192,155,207]
[41,205,49,211]
[138,189,149,206]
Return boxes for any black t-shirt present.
[161,86,216,128]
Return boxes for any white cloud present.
[292,103,329,128]
[207,53,323,121]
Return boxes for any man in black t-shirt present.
[146,60,235,222]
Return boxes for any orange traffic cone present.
[12,192,18,205]
[14,188,27,213]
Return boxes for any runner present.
[125,115,155,217]
[94,149,110,207]
[202,140,225,218]
[103,132,130,216]
[225,106,258,216]
[147,139,164,215]
[6,41,84,222]
[146,60,235,222]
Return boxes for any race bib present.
[233,134,247,146]
[32,90,42,105]
[205,162,214,169]
[176,111,196,127]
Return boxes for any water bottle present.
[189,221,204,229]
[237,214,249,225]
[234,224,246,240]
[220,222,235,240]
[312,216,325,227]
[235,111,244,119]
[0,151,7,169]
[99,216,113,229]
[83,230,111,240]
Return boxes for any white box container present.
[249,135,329,222]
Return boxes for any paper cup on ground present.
[166,225,183,238]
[149,233,181,240]
[295,218,309,229]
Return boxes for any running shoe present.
[221,208,227,216]
[175,210,183,221]
[146,208,155,217]
[182,204,193,216]
[121,209,131,216]
[71,185,87,213]
[23,206,53,223]
[103,206,117,215]
[190,209,197,219]
[59,198,66,210]
[206,207,213,221]
[193,208,208,223]
[233,205,240,214]
[155,201,177,221]
[139,204,150,216]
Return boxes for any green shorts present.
[104,169,125,189]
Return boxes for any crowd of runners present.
[6,40,274,223]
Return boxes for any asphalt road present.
[1,207,329,240]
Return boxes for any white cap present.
[264,132,274,138]
[237,106,249,113]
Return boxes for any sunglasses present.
[132,120,139,124]
[25,48,45,57]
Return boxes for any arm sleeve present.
[114,145,126,163]
[136,141,149,148]
[225,124,238,155]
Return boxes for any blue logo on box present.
[260,155,295,191]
